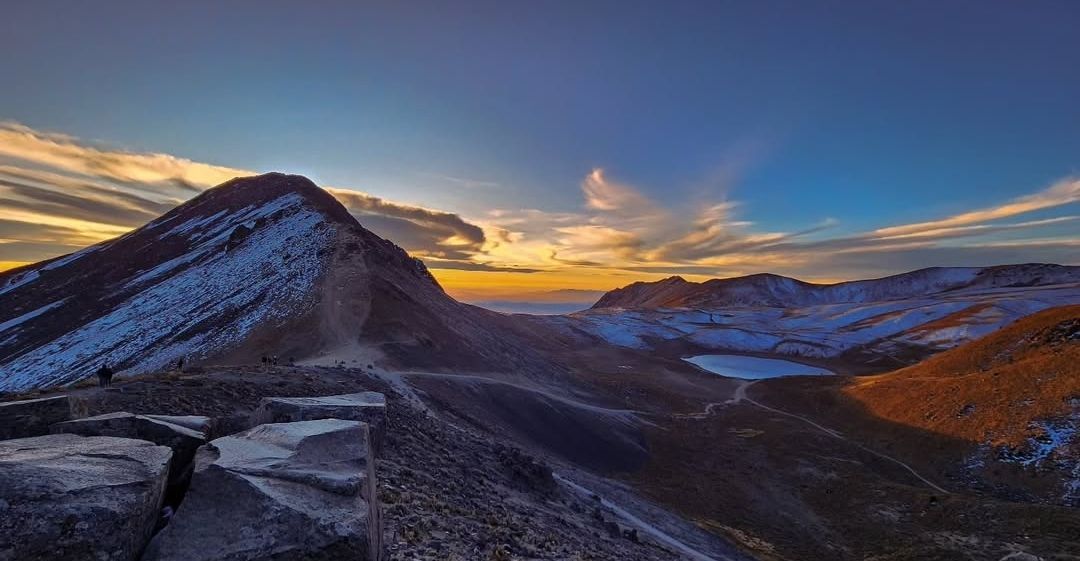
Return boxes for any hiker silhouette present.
[95,364,114,387]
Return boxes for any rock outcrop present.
[50,412,209,485]
[0,395,71,439]
[0,434,172,561]
[144,418,382,561]
[252,392,387,452]
[143,414,215,437]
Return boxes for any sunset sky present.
[1,1,1078,304]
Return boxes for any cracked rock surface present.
[0,433,171,561]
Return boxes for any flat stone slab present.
[0,395,71,440]
[0,434,172,561]
[143,414,215,437]
[51,412,209,485]
[144,418,382,561]
[252,392,386,452]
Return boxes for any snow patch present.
[0,270,40,296]
[40,245,100,271]
[563,283,1080,359]
[0,299,68,334]
[0,200,336,392]
[996,414,1080,505]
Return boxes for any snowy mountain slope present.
[592,265,1079,310]
[0,173,558,392]
[560,268,1080,365]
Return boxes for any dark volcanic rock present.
[144,419,382,561]
[50,411,209,485]
[0,395,70,439]
[142,414,215,437]
[0,434,171,561]
[252,392,387,453]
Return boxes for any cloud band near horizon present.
[0,122,1076,298]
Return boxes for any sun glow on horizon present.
[431,268,715,301]
[0,261,30,272]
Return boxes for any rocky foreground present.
[0,366,702,561]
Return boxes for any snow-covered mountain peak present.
[0,173,562,392]
[0,174,358,391]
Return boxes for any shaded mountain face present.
[0,173,554,392]
[592,266,1080,309]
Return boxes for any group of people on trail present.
[91,353,290,387]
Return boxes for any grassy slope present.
[844,304,1080,447]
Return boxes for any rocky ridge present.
[0,173,561,393]
[0,366,721,561]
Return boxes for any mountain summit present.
[0,173,548,392]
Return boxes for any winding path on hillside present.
[399,371,645,416]
[404,369,949,495]
[553,473,733,561]
[686,380,950,495]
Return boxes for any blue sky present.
[1,1,1077,298]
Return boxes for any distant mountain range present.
[592,265,1080,310]
[533,264,1080,369]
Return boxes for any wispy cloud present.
[324,188,486,251]
[872,177,1080,237]
[0,122,245,192]
[416,172,499,190]
[0,122,492,268]
[0,166,179,227]
[479,167,1079,281]
[581,168,657,214]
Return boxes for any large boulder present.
[0,395,71,440]
[251,392,387,452]
[0,434,172,561]
[51,412,209,485]
[144,419,383,561]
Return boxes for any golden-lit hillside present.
[845,305,1079,447]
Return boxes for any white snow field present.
[684,354,834,379]
[555,280,1079,361]
[0,193,335,392]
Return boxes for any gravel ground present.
[378,393,686,561]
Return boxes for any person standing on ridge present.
[95,364,114,387]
